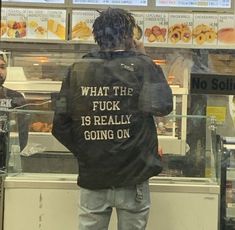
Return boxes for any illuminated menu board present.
[2,0,64,3]
[156,0,231,8]
[73,0,147,6]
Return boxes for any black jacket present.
[52,51,173,189]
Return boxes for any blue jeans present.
[79,180,150,230]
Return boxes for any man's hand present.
[158,146,163,158]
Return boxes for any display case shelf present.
[27,132,68,152]
[4,81,62,92]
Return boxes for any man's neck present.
[113,49,125,52]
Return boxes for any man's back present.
[53,51,164,189]
[52,8,173,230]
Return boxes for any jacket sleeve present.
[10,90,29,151]
[17,96,29,151]
[138,57,173,116]
[51,69,78,156]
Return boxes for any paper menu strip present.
[47,10,66,40]
[27,9,48,39]
[218,15,235,45]
[72,10,95,42]
[193,14,218,46]
[2,8,66,40]
[1,7,235,47]
[168,13,193,45]
[5,8,27,39]
[143,12,168,44]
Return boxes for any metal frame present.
[2,0,234,12]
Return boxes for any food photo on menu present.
[144,25,167,43]
[46,10,66,40]
[47,18,66,40]
[72,21,92,40]
[71,10,94,41]
[27,9,48,39]
[193,24,217,45]
[6,20,27,39]
[1,8,27,39]
[218,28,235,44]
[28,20,47,39]
[168,13,193,45]
[168,23,192,44]
[217,15,235,44]
[143,12,168,44]
[193,14,218,46]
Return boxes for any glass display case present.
[1,109,221,230]
[0,45,224,179]
[3,108,219,178]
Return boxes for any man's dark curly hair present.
[93,8,136,50]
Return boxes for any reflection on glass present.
[3,108,220,184]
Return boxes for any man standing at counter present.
[0,51,28,169]
[52,8,173,230]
